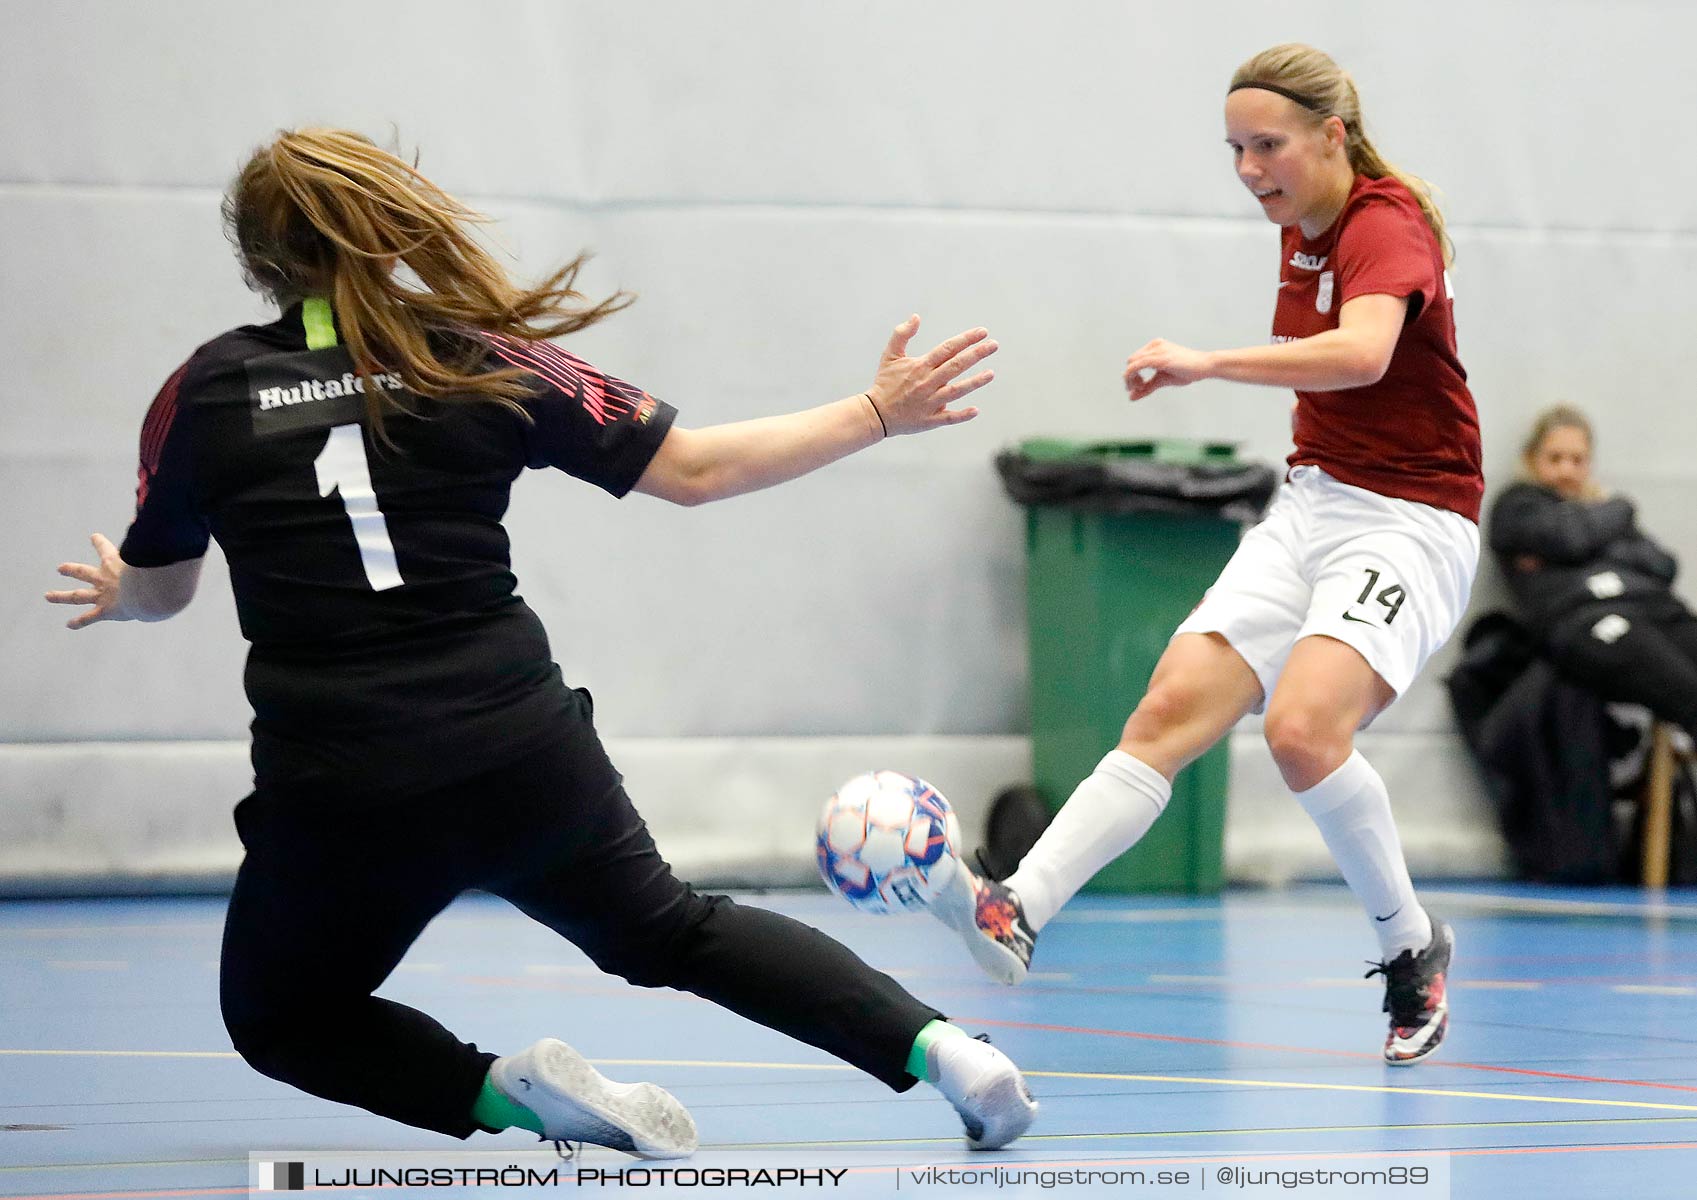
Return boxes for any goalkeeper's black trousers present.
[218,687,939,1137]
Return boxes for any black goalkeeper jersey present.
[120,301,676,795]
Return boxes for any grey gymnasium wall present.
[3,1,1694,891]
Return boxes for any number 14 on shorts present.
[1343,567,1406,626]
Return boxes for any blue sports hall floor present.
[3,883,1696,1199]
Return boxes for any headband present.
[1227,81,1326,113]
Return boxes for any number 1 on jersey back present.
[314,424,404,591]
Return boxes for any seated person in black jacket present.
[1489,404,1697,739]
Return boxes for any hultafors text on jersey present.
[256,370,405,412]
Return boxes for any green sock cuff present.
[472,1072,544,1135]
[906,1018,968,1082]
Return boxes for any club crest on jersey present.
[246,346,407,436]
[1316,270,1335,315]
[1289,251,1328,272]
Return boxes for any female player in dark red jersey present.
[46,129,1036,1155]
[937,44,1480,1065]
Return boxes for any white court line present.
[1420,888,1697,921]
[520,963,597,976]
[1612,985,1697,996]
[0,923,223,938]
[1054,910,1223,925]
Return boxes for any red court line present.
[966,1016,1697,1094]
[880,1142,1697,1172]
[1455,1140,1697,1158]
[1023,1141,1697,1166]
[1462,974,1697,986]
[1466,953,1697,967]
[996,977,1697,1002]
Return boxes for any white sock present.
[1293,750,1432,958]
[1004,750,1169,931]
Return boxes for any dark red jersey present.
[1274,175,1483,522]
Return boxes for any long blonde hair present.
[1231,44,1453,266]
[222,129,631,434]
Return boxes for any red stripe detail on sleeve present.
[602,373,646,415]
[482,332,644,427]
[535,339,639,418]
[139,363,189,472]
[135,363,189,511]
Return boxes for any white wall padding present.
[4,1,1693,888]
[1224,730,1509,887]
[0,737,1028,894]
[0,732,1501,893]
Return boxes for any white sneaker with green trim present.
[930,1033,1038,1150]
[489,1038,698,1159]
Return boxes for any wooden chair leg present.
[1641,722,1675,889]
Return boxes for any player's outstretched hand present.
[866,315,996,436]
[45,533,131,630]
[1124,338,1213,401]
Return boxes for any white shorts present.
[1172,465,1479,710]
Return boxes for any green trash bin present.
[997,438,1277,894]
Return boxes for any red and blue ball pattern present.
[816,770,962,915]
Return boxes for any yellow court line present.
[1007,1115,1697,1142]
[0,1050,858,1071]
[591,1058,856,1072]
[1027,1070,1697,1113]
[10,1050,1697,1115]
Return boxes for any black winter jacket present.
[1446,612,1620,882]
[1487,482,1678,633]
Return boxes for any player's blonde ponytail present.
[1231,45,1454,266]
[223,129,632,435]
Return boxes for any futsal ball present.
[816,770,962,914]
